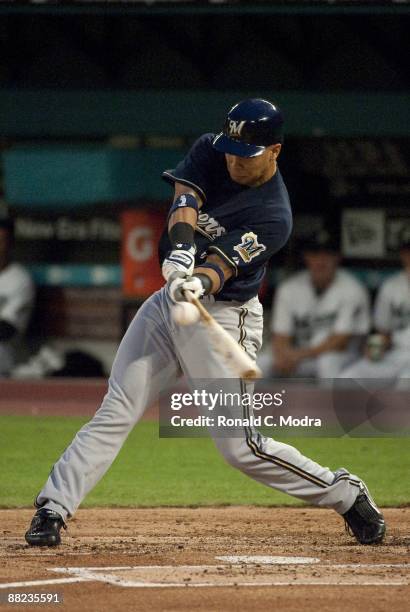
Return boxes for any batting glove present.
[168,273,205,303]
[162,244,196,282]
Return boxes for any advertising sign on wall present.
[342,209,385,259]
[122,210,166,298]
[342,208,410,260]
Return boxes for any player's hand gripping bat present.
[184,290,262,382]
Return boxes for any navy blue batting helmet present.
[213,98,284,158]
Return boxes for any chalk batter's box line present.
[52,563,410,588]
[1,563,409,590]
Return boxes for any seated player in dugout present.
[340,237,410,383]
[0,210,35,376]
[25,99,385,548]
[258,231,371,379]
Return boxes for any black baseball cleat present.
[25,508,66,547]
[343,483,386,545]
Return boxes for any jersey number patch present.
[233,232,266,263]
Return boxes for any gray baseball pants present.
[36,287,361,520]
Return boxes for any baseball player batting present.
[25,98,385,547]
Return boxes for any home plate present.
[216,556,320,565]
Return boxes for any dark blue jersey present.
[159,133,292,302]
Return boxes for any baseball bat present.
[184,291,262,381]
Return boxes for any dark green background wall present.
[1,91,410,138]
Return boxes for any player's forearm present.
[167,208,197,251]
[193,254,233,295]
[193,266,221,294]
[162,189,202,281]
[167,207,197,233]
[167,184,202,237]
[272,334,292,358]
[167,186,202,249]
[297,334,351,359]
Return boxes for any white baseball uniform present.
[0,262,35,375]
[258,269,371,378]
[341,271,410,380]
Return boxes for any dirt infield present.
[1,507,409,611]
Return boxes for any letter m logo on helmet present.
[227,120,246,138]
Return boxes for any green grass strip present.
[0,415,408,508]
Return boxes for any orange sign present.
[122,210,166,297]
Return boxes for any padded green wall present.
[1,91,410,138]
[3,145,183,205]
